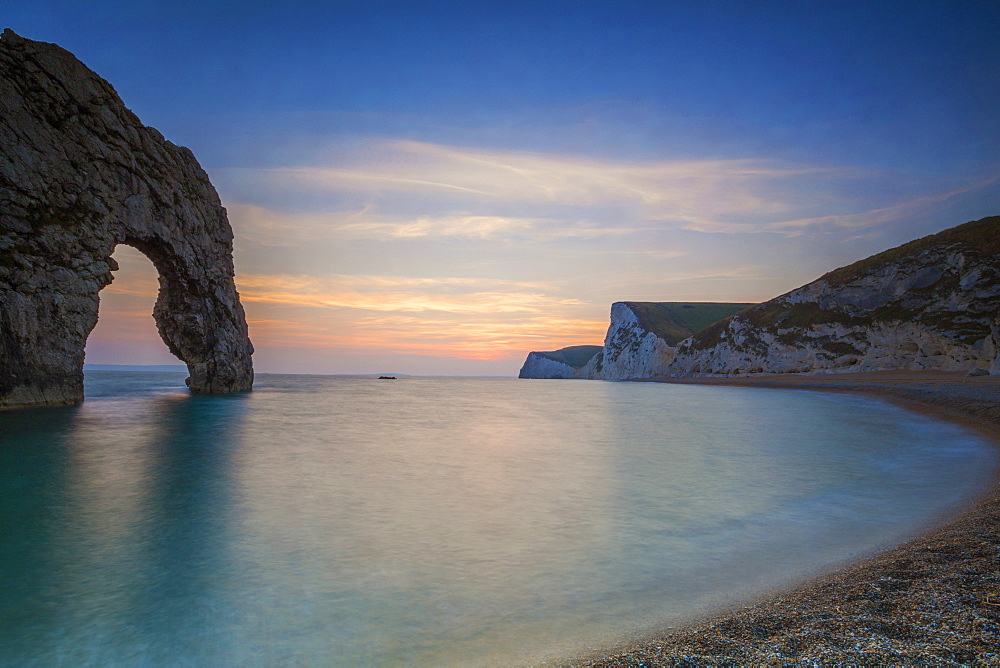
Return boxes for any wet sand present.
[570,371,1000,666]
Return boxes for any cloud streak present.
[226,139,869,233]
[757,177,1000,235]
[227,202,645,247]
[225,138,992,240]
[235,272,585,315]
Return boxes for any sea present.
[1,371,996,666]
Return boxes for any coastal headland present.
[574,370,1000,666]
[522,217,1000,383]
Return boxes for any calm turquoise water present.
[1,372,996,666]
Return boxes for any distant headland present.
[522,216,1000,380]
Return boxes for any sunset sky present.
[7,1,1000,375]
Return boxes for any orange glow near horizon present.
[84,130,1000,376]
[245,314,608,359]
[86,246,610,373]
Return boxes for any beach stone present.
[0,29,253,408]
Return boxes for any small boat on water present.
[378,376,397,380]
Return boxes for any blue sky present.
[7,1,1000,375]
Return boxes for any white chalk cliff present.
[520,303,752,380]
[520,217,1000,380]
[518,345,602,379]
[579,303,682,379]
[668,217,1000,377]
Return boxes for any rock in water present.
[0,29,253,408]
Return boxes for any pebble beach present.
[571,371,1000,666]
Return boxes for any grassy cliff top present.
[821,215,1000,287]
[536,345,603,368]
[686,215,1000,350]
[622,302,756,345]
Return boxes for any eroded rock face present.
[518,352,580,379]
[518,345,603,379]
[670,217,1000,377]
[518,218,999,382]
[0,29,253,408]
[582,302,679,380]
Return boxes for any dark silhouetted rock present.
[0,29,253,408]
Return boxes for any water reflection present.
[0,375,996,666]
[0,405,82,660]
[0,386,249,664]
[125,393,248,662]
[227,377,624,664]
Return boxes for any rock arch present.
[0,29,253,408]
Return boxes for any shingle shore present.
[567,371,1000,667]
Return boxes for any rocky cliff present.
[0,30,253,408]
[518,345,602,379]
[668,216,1000,376]
[581,302,754,380]
[519,217,999,381]
[519,303,751,379]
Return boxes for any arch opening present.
[86,245,185,370]
[0,29,253,408]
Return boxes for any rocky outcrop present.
[519,218,999,382]
[519,303,752,380]
[588,302,755,379]
[575,303,672,380]
[670,216,1000,377]
[0,30,253,408]
[518,345,602,379]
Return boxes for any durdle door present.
[0,29,253,408]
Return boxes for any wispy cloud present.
[232,269,609,360]
[227,202,644,246]
[235,273,584,314]
[223,139,997,241]
[100,245,159,297]
[93,245,609,362]
[229,139,834,234]
[758,178,1000,235]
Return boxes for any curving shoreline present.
[570,371,1000,666]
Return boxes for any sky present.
[7,1,1000,376]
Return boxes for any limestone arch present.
[0,29,253,407]
[116,233,253,394]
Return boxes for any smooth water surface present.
[1,373,996,665]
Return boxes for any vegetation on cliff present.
[677,215,1000,375]
[821,216,1000,287]
[523,216,999,379]
[535,345,603,369]
[624,302,756,345]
